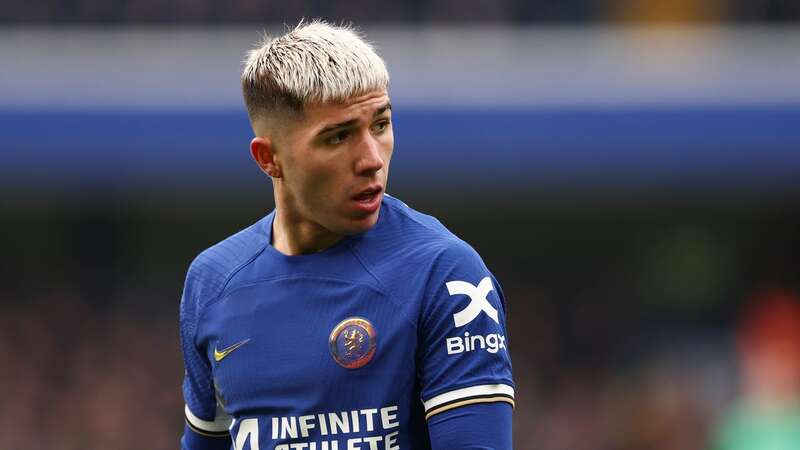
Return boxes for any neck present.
[271,208,343,256]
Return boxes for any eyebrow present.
[375,102,392,116]
[316,102,393,136]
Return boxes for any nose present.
[354,132,384,176]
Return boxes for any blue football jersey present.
[180,195,514,450]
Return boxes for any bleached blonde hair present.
[241,20,390,123]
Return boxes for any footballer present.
[179,21,514,450]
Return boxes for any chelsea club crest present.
[329,317,377,369]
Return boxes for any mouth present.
[353,185,383,202]
[351,185,383,214]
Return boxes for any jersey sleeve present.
[179,260,233,446]
[428,402,513,450]
[418,241,515,420]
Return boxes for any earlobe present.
[250,137,282,178]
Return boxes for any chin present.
[340,210,381,235]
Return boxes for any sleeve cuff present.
[422,383,515,420]
[184,404,232,437]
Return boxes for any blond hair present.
[241,20,390,122]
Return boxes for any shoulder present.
[381,195,484,263]
[181,214,271,313]
[353,196,488,291]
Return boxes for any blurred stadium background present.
[2,1,800,449]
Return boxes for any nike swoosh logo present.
[214,338,251,362]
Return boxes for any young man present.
[179,21,514,450]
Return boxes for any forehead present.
[304,91,391,124]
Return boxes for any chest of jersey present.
[199,275,419,420]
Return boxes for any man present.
[179,21,514,450]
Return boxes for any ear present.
[250,136,282,178]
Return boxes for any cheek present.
[291,160,343,207]
[295,166,329,198]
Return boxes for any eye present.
[371,119,390,134]
[326,129,350,145]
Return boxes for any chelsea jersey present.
[180,195,514,449]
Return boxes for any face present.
[264,90,393,236]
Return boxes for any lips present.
[351,186,383,214]
[353,186,382,202]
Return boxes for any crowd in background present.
[0,294,181,449]
[4,0,800,24]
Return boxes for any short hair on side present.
[241,20,390,124]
